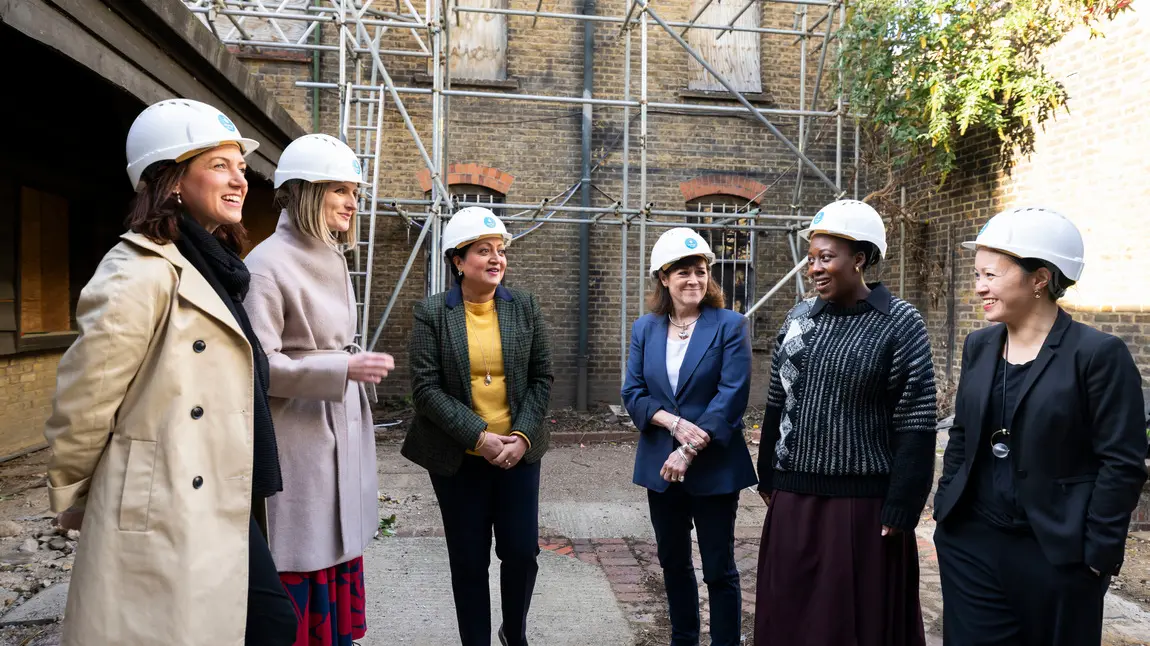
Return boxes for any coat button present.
[190,406,204,420]
[193,340,206,353]
[1016,470,1028,479]
[192,476,203,489]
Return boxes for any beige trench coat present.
[44,233,257,645]
[244,212,378,573]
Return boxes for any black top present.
[966,357,1033,531]
[758,283,939,531]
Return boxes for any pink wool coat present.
[244,212,379,573]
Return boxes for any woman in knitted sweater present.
[754,200,937,646]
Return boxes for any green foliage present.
[840,0,1133,179]
[378,514,397,538]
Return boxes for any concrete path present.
[362,539,630,645]
[371,438,1150,646]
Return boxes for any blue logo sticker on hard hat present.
[812,211,825,225]
[218,114,237,132]
[483,216,497,228]
[685,238,698,249]
[352,159,362,175]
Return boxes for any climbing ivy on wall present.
[839,0,1133,181]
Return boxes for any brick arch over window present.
[416,163,515,195]
[679,175,768,204]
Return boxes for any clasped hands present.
[654,411,710,484]
[477,431,528,470]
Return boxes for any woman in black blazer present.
[933,206,1147,646]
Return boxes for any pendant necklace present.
[465,310,496,386]
[989,335,1011,459]
[669,313,700,340]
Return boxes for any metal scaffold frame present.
[186,0,860,381]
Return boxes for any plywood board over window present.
[687,0,762,93]
[20,187,71,335]
[446,0,509,81]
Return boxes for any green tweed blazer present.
[402,283,554,476]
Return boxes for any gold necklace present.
[465,309,496,386]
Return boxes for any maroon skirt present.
[754,491,926,646]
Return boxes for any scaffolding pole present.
[185,0,852,395]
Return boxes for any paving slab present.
[0,583,67,627]
[541,502,653,540]
[361,537,631,645]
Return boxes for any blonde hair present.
[274,180,354,249]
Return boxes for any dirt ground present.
[2,409,1148,646]
[1115,534,1150,607]
[0,450,75,646]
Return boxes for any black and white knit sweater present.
[756,283,937,530]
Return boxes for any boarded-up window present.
[19,187,71,334]
[447,0,508,81]
[687,0,762,93]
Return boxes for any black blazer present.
[934,309,1147,574]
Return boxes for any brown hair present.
[124,160,248,253]
[274,179,354,249]
[646,255,725,315]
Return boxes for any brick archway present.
[416,163,515,195]
[679,174,768,204]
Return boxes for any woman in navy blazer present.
[622,227,756,646]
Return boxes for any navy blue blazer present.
[622,306,758,495]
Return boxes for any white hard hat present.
[442,207,512,252]
[126,99,260,190]
[799,199,888,258]
[648,227,716,278]
[962,206,1085,281]
[274,134,365,188]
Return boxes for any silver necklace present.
[990,335,1011,459]
[668,314,701,340]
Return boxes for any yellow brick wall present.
[0,352,59,458]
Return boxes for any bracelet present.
[676,446,692,465]
[669,415,681,439]
[475,430,487,451]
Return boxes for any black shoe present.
[498,625,528,646]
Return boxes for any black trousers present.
[647,486,742,646]
[431,456,542,646]
[246,512,299,645]
[935,513,1110,646]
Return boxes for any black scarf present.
[175,214,283,499]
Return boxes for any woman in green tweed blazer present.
[402,207,553,646]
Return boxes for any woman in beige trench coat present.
[43,99,297,645]
[244,134,394,646]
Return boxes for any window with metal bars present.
[687,195,756,315]
[426,184,507,219]
[451,186,506,219]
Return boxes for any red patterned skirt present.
[280,557,367,646]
